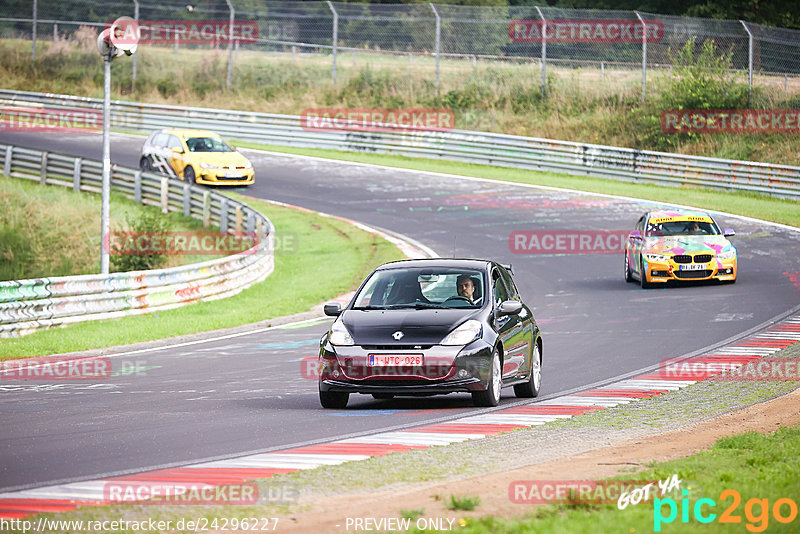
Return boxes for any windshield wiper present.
[353,305,390,310]
[386,303,449,310]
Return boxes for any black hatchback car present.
[318,259,543,408]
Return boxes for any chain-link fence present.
[2,1,800,97]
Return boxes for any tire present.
[184,165,196,184]
[319,390,349,409]
[624,251,634,283]
[640,259,653,289]
[372,393,394,400]
[139,156,151,171]
[514,342,541,398]
[472,348,502,407]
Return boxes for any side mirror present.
[629,230,642,241]
[497,300,522,317]
[324,302,342,317]
[171,146,184,154]
[723,228,735,237]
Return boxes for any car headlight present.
[243,162,253,169]
[644,253,670,263]
[199,162,220,169]
[441,319,482,346]
[717,248,736,260]
[328,320,354,346]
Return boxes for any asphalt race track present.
[1,130,799,492]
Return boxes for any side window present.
[499,267,519,300]
[167,135,182,149]
[153,133,169,147]
[492,269,510,305]
[635,216,645,233]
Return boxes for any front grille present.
[694,254,713,263]
[675,270,712,279]
[362,345,433,350]
[673,255,692,263]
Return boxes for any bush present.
[111,209,170,272]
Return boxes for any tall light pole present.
[97,17,137,274]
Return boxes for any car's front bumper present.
[643,257,737,284]
[194,169,255,186]
[318,340,493,395]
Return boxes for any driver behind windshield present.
[456,274,476,303]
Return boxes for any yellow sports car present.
[140,128,254,186]
[624,209,737,288]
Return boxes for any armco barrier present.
[0,143,275,338]
[1,89,800,200]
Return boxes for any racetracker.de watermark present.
[300,108,455,133]
[104,231,259,256]
[509,19,663,43]
[509,230,629,254]
[509,480,657,504]
[103,482,259,505]
[0,107,101,133]
[660,357,800,381]
[106,19,258,44]
[661,109,800,133]
[0,356,112,380]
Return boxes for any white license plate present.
[679,264,706,271]
[368,354,423,367]
[225,172,242,178]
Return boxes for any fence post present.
[73,158,82,192]
[134,170,142,202]
[635,11,647,101]
[235,205,243,233]
[31,0,37,61]
[740,20,753,107]
[327,1,338,83]
[219,197,229,233]
[202,190,210,228]
[3,146,12,177]
[160,175,169,214]
[225,0,234,89]
[174,30,179,54]
[534,6,546,96]
[430,3,441,89]
[53,23,57,41]
[183,183,191,217]
[40,152,47,185]
[132,0,139,87]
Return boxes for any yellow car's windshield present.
[185,137,233,153]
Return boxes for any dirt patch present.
[276,387,800,533]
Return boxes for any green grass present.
[233,141,800,229]
[0,176,212,281]
[0,194,405,359]
[448,424,800,534]
[448,495,481,512]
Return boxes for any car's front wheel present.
[640,259,653,289]
[139,156,151,171]
[624,251,634,283]
[514,342,541,398]
[472,348,501,407]
[319,390,349,409]
[184,165,196,184]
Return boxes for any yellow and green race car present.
[624,209,737,288]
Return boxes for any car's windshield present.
[353,267,485,309]
[646,220,720,237]
[185,137,233,152]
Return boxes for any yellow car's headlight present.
[199,162,220,170]
[645,253,670,263]
[243,162,253,169]
[718,249,736,260]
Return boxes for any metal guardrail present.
[0,143,275,338]
[2,89,798,201]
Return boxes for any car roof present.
[159,128,222,138]
[645,208,712,220]
[375,258,494,271]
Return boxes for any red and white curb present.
[2,315,798,519]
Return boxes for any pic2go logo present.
[654,489,798,532]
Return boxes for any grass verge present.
[0,176,212,280]
[0,193,405,359]
[234,141,800,229]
